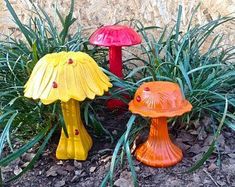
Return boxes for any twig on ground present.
[203,168,220,187]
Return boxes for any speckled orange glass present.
[129,81,192,167]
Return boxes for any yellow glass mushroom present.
[24,51,112,160]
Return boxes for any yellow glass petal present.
[37,64,54,98]
[75,63,95,99]
[40,67,58,104]
[24,51,112,103]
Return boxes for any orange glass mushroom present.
[129,81,192,167]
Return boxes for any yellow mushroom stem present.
[56,99,92,160]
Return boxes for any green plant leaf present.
[183,97,228,173]
[0,125,49,167]
[4,0,33,46]
[125,140,138,187]
[4,123,57,183]
[0,112,18,157]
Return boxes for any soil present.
[2,110,235,187]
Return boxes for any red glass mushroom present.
[89,25,142,109]
[89,25,142,78]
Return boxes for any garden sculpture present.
[24,51,112,160]
[89,25,142,109]
[129,81,192,167]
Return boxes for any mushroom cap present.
[89,25,142,47]
[129,81,192,118]
[24,51,112,105]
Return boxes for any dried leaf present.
[22,153,36,162]
[89,166,96,173]
[207,163,217,172]
[189,144,202,154]
[114,178,133,187]
[74,160,82,169]
[13,166,22,175]
[54,180,65,187]
[46,166,59,177]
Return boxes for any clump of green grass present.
[102,5,235,186]
[0,1,235,186]
[131,9,235,128]
[0,0,110,184]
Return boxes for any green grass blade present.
[60,0,76,43]
[4,0,33,45]
[187,64,223,75]
[183,97,228,173]
[178,63,192,91]
[124,115,136,143]
[100,157,121,187]
[125,66,148,79]
[108,115,137,186]
[175,5,182,42]
[125,140,138,187]
[184,140,216,173]
[109,134,125,186]
[0,111,15,122]
[0,126,49,166]
[0,112,18,157]
[56,8,65,26]
[4,124,57,183]
[59,113,68,138]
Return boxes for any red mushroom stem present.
[106,46,129,110]
[109,46,123,78]
[135,117,183,167]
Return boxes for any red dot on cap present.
[136,95,141,102]
[144,87,150,91]
[75,129,79,135]
[52,81,58,88]
[68,58,73,64]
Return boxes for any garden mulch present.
[2,110,235,187]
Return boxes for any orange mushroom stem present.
[135,117,182,167]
